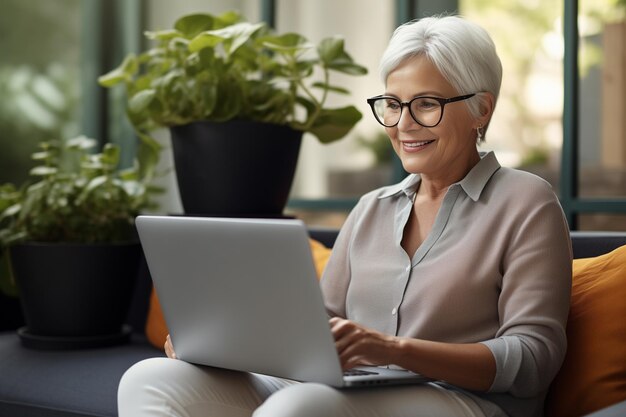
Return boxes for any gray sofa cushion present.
[0,333,162,417]
[569,231,626,258]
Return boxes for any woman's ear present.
[475,92,496,128]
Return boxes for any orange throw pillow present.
[545,245,626,417]
[145,238,332,350]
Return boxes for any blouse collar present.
[377,151,501,202]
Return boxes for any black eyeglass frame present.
[366,93,476,128]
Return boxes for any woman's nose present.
[396,107,421,131]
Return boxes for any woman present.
[118,15,571,417]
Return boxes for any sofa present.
[0,229,625,417]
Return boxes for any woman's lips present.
[402,140,435,152]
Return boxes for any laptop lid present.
[136,215,429,388]
[136,215,346,386]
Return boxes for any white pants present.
[118,358,494,417]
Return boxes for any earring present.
[476,125,484,142]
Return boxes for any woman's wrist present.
[388,336,416,369]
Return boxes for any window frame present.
[560,0,626,229]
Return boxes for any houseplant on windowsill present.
[0,136,158,349]
[98,11,368,216]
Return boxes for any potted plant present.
[0,187,23,331]
[98,11,367,216]
[0,136,158,348]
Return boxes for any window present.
[561,0,626,230]
[461,0,563,191]
[575,0,626,230]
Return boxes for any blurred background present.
[1,0,625,230]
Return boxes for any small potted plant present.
[0,136,158,348]
[98,11,368,216]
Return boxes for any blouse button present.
[392,307,397,315]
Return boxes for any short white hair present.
[380,15,502,129]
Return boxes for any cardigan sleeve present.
[481,180,572,398]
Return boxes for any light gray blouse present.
[320,152,572,417]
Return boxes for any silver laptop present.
[136,215,429,388]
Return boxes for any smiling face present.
[384,55,486,185]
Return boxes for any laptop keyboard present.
[343,369,379,377]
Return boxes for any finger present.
[331,321,364,354]
[340,331,391,367]
[329,317,358,340]
[165,335,177,359]
[329,319,386,365]
[334,332,358,356]
[328,317,343,326]
[337,339,368,368]
[337,336,365,364]
[328,317,344,336]
[339,351,369,371]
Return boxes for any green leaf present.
[144,29,180,41]
[1,203,21,220]
[307,106,363,143]
[81,154,105,171]
[98,54,138,87]
[212,11,242,29]
[196,47,217,68]
[327,61,369,75]
[296,57,317,71]
[262,33,312,55]
[0,186,20,215]
[174,14,215,38]
[311,82,350,95]
[30,166,58,176]
[318,36,345,65]
[31,151,51,161]
[209,75,245,122]
[188,33,224,52]
[211,92,243,122]
[190,22,266,56]
[128,89,157,114]
[66,135,97,150]
[118,167,139,181]
[122,180,144,198]
[198,76,218,116]
[168,37,189,50]
[102,143,121,168]
[84,176,108,194]
[325,51,368,75]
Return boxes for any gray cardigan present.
[321,152,572,417]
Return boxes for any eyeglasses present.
[366,93,475,128]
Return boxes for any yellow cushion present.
[145,238,332,350]
[145,288,168,350]
[546,245,626,417]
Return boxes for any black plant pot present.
[0,250,24,331]
[9,241,141,349]
[170,120,303,217]
[0,292,23,331]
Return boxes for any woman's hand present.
[329,317,496,391]
[164,334,177,359]
[329,317,398,370]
